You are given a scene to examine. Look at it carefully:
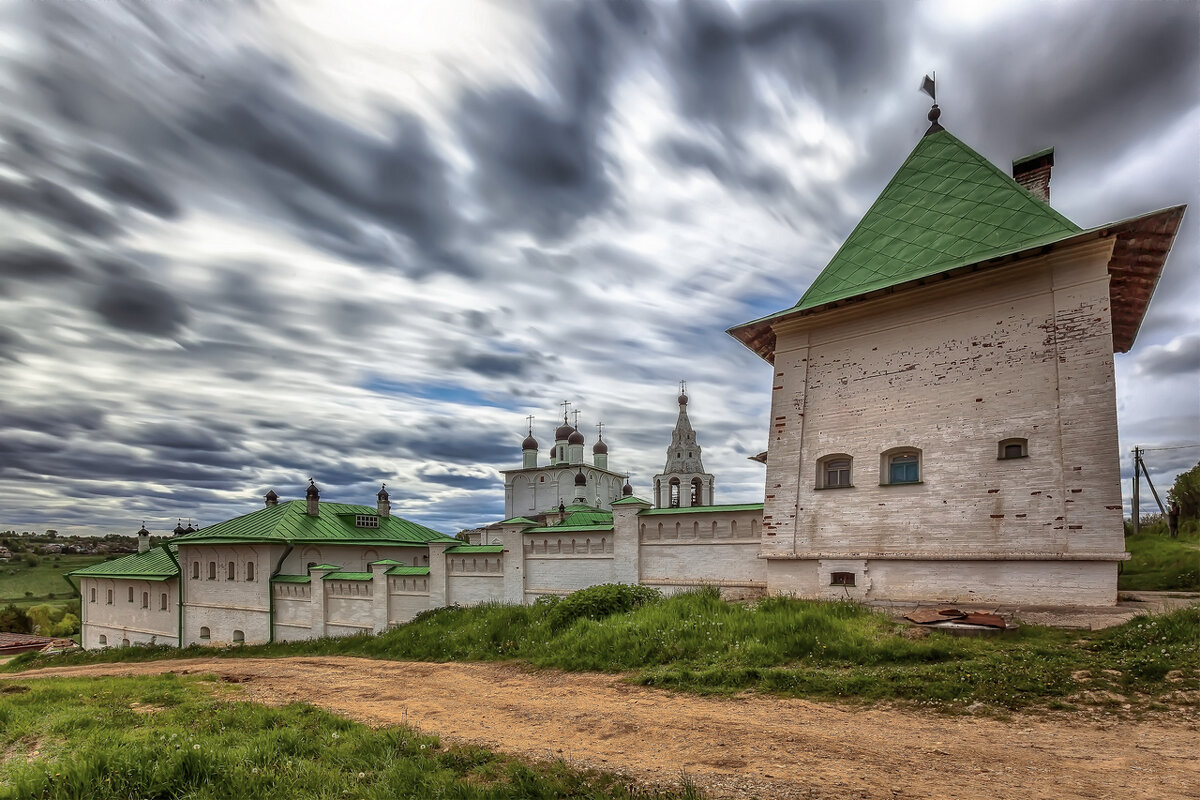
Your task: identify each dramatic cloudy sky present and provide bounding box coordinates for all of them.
[0,0,1196,536]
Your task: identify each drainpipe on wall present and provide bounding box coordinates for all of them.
[160,543,183,648]
[268,543,294,644]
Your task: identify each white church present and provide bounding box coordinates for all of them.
[71,101,1184,649]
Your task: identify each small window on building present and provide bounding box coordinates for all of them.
[246,562,255,581]
[128,587,134,603]
[817,455,853,489]
[141,591,149,609]
[192,562,199,580]
[227,561,235,580]
[830,571,856,586]
[160,592,168,610]
[355,515,380,528]
[98,634,107,646]
[999,438,1028,459]
[232,629,244,644]
[121,638,130,648]
[882,449,921,485]
[199,626,210,640]
[107,589,113,605]
[90,588,96,603]
[208,561,216,580]
[668,478,681,508]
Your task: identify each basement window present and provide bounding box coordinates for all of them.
[830,571,856,587]
[98,635,107,646]
[199,627,210,640]
[355,515,380,528]
[999,438,1028,459]
[233,630,245,644]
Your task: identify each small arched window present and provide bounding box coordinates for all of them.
[90,588,96,603]
[121,638,130,648]
[160,592,168,610]
[817,455,853,489]
[830,571,856,586]
[199,626,210,640]
[208,562,216,580]
[233,629,245,644]
[669,478,681,508]
[106,589,113,605]
[999,438,1028,459]
[881,448,922,485]
[690,478,703,506]
[246,562,255,581]
[98,634,107,646]
[227,561,236,580]
[128,587,134,603]
[141,592,149,609]
[192,562,199,580]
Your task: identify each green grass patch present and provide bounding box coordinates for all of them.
[7,587,1200,713]
[0,555,102,603]
[1120,521,1199,591]
[0,674,700,799]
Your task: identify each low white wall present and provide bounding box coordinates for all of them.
[446,574,504,606]
[767,558,1120,606]
[639,541,765,584]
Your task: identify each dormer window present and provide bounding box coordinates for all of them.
[355,515,380,528]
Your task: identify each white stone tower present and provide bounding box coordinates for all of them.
[653,384,714,508]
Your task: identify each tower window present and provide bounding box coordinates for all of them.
[668,478,681,508]
[817,455,853,489]
[999,438,1028,459]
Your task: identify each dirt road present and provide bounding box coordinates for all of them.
[14,657,1199,800]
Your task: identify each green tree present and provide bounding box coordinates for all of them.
[0,603,32,634]
[1168,461,1200,520]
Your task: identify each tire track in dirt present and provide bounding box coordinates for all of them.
[12,657,1199,800]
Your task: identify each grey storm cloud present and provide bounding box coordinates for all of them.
[92,276,190,336]
[657,135,791,197]
[0,177,119,238]
[0,246,80,281]
[85,151,180,220]
[1134,334,1200,379]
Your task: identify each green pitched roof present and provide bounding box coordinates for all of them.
[271,574,311,584]
[175,500,457,546]
[796,129,1080,310]
[611,496,651,506]
[322,571,373,581]
[385,565,430,576]
[639,503,764,516]
[68,545,180,581]
[499,516,540,526]
[444,544,505,554]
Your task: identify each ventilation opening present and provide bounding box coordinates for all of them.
[830,572,856,587]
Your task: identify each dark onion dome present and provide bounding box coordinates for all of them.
[593,436,608,454]
[264,489,279,502]
[568,427,585,445]
[184,523,196,534]
[377,483,389,500]
[173,520,186,535]
[555,417,574,440]
[522,434,538,450]
[575,468,587,486]
[137,523,150,536]
[622,480,633,496]
[678,393,688,405]
[306,479,320,498]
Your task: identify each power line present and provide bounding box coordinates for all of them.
[1135,444,1200,453]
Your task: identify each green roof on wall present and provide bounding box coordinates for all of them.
[68,545,179,581]
[174,500,457,546]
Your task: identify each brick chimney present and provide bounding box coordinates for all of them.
[1013,147,1054,204]
[305,479,320,516]
[137,523,150,553]
[264,489,278,507]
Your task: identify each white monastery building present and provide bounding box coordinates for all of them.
[72,100,1184,648]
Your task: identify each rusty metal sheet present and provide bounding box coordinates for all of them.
[937,608,966,617]
[958,612,1007,629]
[905,608,955,624]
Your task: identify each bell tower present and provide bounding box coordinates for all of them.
[652,383,714,508]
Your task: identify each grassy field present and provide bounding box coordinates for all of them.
[1120,521,1199,591]
[8,587,1199,713]
[0,554,104,603]
[0,673,698,800]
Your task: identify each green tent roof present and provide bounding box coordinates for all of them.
[69,544,180,581]
[175,500,457,546]
[795,129,1080,311]
[499,516,540,526]
[611,495,651,506]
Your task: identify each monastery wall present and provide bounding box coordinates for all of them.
[388,575,429,623]
[179,543,280,646]
[637,508,766,596]
[79,576,178,649]
[523,531,616,596]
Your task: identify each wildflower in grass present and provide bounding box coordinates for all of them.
[193,744,200,750]
[358,772,366,779]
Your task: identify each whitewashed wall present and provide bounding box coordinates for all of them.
[79,576,178,648]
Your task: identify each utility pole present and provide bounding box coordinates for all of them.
[1132,446,1141,535]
